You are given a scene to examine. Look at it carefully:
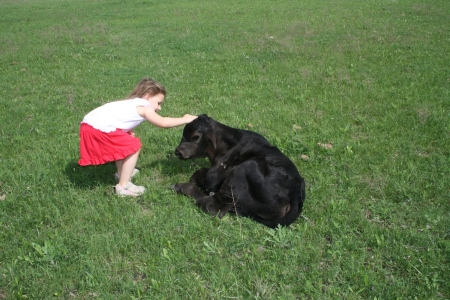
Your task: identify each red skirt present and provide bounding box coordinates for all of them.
[78,123,142,166]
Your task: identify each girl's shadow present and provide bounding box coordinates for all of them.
[64,152,208,189]
[64,161,117,188]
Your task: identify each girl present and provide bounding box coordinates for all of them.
[78,78,197,197]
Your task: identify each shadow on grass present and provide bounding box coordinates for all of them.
[64,161,117,188]
[64,152,209,189]
[140,152,210,179]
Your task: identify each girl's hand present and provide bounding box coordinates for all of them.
[183,114,198,123]
[129,130,135,137]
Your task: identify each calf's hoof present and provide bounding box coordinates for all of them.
[171,182,195,194]
[171,183,181,193]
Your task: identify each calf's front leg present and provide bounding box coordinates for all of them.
[172,182,206,199]
[172,183,231,218]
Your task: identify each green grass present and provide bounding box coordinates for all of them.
[1,0,449,299]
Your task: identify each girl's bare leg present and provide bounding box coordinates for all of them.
[118,149,140,187]
[115,160,123,176]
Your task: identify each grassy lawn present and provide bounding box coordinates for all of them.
[1,0,449,298]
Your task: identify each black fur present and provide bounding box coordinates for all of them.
[173,114,305,228]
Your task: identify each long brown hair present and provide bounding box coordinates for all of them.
[127,78,166,99]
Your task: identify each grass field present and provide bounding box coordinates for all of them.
[1,0,449,299]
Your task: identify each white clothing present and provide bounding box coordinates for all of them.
[82,98,154,133]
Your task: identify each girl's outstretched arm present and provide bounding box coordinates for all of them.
[140,106,197,128]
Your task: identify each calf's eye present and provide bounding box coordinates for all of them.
[192,135,200,141]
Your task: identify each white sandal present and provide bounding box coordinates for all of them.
[115,182,145,197]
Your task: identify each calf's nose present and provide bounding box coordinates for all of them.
[175,148,182,158]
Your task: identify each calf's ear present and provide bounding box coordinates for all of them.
[206,131,217,149]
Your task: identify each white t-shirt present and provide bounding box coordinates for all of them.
[82,98,154,133]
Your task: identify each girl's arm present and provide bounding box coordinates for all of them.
[139,106,197,128]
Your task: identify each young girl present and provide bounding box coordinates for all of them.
[78,78,197,197]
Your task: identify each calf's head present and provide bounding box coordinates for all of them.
[175,114,217,160]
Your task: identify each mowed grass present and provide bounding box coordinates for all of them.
[1,0,449,299]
